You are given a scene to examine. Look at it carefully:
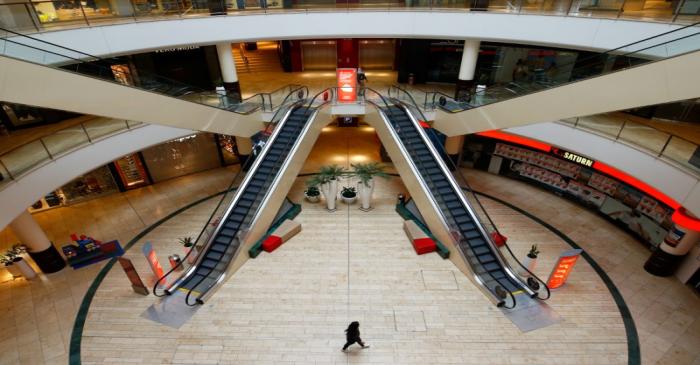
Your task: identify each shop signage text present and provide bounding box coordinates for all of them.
[155,46,200,53]
[552,148,594,167]
[546,249,583,289]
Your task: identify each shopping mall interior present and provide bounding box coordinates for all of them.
[0,3,700,365]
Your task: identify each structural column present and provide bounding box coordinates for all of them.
[9,210,66,273]
[445,135,465,167]
[455,40,481,101]
[216,43,241,103]
[644,207,700,276]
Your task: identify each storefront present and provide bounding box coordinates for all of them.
[463,135,675,248]
[0,102,80,132]
[140,133,221,183]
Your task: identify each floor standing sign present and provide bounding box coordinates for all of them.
[118,257,149,295]
[142,242,165,287]
[546,249,583,289]
[337,68,357,103]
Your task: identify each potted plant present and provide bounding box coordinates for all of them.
[520,244,540,276]
[341,186,357,204]
[179,236,197,264]
[352,162,389,211]
[312,165,346,212]
[304,186,320,203]
[1,244,36,279]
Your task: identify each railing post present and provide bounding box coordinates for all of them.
[39,139,53,159]
[80,123,93,142]
[0,159,14,180]
[659,136,672,157]
[24,2,42,32]
[617,0,626,18]
[129,0,139,21]
[672,0,686,22]
[615,119,626,140]
[78,0,91,26]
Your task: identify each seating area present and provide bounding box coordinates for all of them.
[261,219,302,253]
[403,220,437,255]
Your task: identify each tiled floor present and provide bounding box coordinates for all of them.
[0,125,698,365]
[0,166,238,364]
[462,169,700,365]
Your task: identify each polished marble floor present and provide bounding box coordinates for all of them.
[0,125,698,365]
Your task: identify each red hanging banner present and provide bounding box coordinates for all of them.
[337,68,357,103]
[546,249,583,289]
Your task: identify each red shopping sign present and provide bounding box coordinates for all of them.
[337,68,357,103]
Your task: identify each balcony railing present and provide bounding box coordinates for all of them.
[0,118,145,190]
[559,113,700,176]
[0,0,698,34]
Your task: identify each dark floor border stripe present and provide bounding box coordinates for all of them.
[465,187,641,365]
[69,189,232,365]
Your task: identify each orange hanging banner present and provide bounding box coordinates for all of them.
[546,249,583,289]
[142,241,165,287]
[337,68,357,103]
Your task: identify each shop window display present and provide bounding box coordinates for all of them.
[470,139,674,248]
[141,133,220,183]
[217,135,240,165]
[59,165,119,204]
[113,154,150,189]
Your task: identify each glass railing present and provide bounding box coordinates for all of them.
[415,22,700,113]
[0,0,697,35]
[0,118,144,190]
[0,26,303,115]
[560,113,700,175]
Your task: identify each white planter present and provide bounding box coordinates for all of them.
[519,255,537,276]
[304,193,320,203]
[357,178,375,211]
[342,195,357,204]
[321,179,338,211]
[5,262,22,278]
[15,258,36,279]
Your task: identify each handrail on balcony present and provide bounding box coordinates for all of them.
[0,0,697,35]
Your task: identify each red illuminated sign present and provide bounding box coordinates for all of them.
[546,249,582,289]
[337,68,357,103]
[142,242,165,286]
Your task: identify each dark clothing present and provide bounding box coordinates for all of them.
[342,337,366,350]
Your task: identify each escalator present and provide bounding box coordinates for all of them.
[392,23,700,136]
[0,26,303,136]
[163,106,315,305]
[367,89,546,308]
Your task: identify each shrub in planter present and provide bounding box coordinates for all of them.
[519,244,540,277]
[179,236,198,264]
[351,162,389,211]
[304,186,320,203]
[341,186,357,204]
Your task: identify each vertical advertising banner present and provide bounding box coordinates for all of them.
[142,241,165,286]
[546,249,583,289]
[337,68,357,103]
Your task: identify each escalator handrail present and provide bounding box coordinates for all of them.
[388,102,523,309]
[151,156,251,297]
[389,84,551,301]
[163,87,309,298]
[183,105,303,306]
[363,87,516,309]
[0,26,293,115]
[187,87,337,305]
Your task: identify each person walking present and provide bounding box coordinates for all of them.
[342,321,369,352]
